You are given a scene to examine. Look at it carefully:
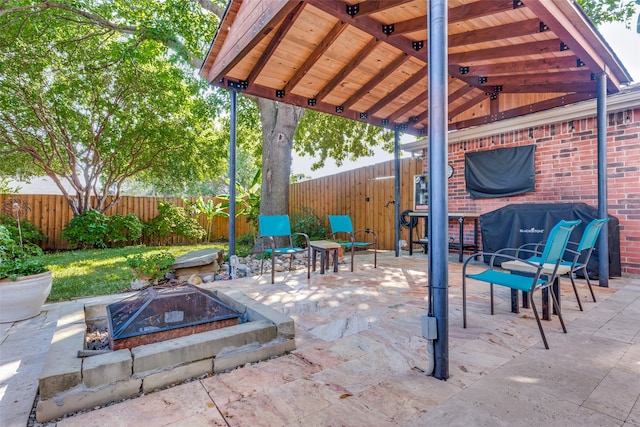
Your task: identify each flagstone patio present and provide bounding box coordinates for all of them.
[1,250,638,426]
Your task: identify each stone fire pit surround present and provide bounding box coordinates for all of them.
[35,285,295,423]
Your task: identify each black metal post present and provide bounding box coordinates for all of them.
[596,73,609,286]
[229,90,237,264]
[394,129,401,257]
[428,0,449,380]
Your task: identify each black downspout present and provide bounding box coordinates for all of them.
[596,73,609,287]
[394,129,401,257]
[229,89,237,267]
[428,0,449,380]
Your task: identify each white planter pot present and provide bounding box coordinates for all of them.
[0,270,52,323]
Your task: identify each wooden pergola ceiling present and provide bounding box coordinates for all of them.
[201,0,632,136]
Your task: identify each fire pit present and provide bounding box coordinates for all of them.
[107,284,242,350]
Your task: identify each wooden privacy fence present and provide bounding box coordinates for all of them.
[289,157,424,250]
[0,194,254,250]
[1,157,423,251]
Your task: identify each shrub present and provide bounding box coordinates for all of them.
[0,213,47,245]
[106,214,143,246]
[62,210,109,249]
[235,232,255,257]
[145,201,206,244]
[0,224,46,280]
[290,206,328,246]
[125,251,175,282]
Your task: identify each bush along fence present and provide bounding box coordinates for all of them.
[0,194,254,250]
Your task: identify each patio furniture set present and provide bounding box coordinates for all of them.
[257,212,609,350]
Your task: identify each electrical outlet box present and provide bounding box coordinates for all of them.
[421,315,437,340]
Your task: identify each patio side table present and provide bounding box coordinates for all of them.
[310,240,341,274]
[501,260,572,320]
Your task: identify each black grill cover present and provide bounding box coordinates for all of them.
[479,203,620,278]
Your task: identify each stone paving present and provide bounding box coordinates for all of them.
[1,251,639,426]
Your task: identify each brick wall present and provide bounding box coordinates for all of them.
[422,105,640,276]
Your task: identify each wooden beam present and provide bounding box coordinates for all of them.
[386,90,428,123]
[524,0,622,88]
[342,54,411,110]
[316,37,380,102]
[449,39,565,64]
[282,20,349,94]
[476,70,595,86]
[306,0,426,63]
[449,0,515,24]
[449,18,542,48]
[367,66,427,115]
[452,67,595,92]
[246,2,306,84]
[477,81,597,93]
[356,0,413,17]
[208,0,302,83]
[448,91,487,120]
[448,85,474,104]
[450,56,579,77]
[392,0,514,35]
[453,92,595,129]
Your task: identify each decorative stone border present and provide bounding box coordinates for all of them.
[36,286,295,423]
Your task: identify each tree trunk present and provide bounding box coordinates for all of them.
[257,99,304,217]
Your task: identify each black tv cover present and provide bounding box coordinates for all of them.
[465,145,535,199]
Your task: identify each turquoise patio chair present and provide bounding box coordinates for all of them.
[328,215,377,272]
[503,218,609,311]
[258,215,310,284]
[462,219,580,349]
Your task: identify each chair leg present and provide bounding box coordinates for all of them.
[550,288,567,333]
[350,246,354,272]
[490,283,494,315]
[260,256,264,276]
[373,243,377,268]
[529,293,549,350]
[582,266,597,302]
[271,254,275,284]
[568,275,584,311]
[462,276,467,328]
[306,247,311,279]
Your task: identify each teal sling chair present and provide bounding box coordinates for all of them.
[258,215,310,284]
[462,219,580,349]
[501,218,609,311]
[328,215,377,272]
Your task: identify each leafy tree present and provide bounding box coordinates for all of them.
[0,1,393,220]
[577,0,640,29]
[0,1,226,214]
[0,178,21,194]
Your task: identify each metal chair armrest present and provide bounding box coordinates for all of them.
[291,232,310,247]
[353,229,377,243]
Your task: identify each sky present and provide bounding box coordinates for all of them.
[292,13,640,180]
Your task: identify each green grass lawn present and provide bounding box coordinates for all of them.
[44,243,228,302]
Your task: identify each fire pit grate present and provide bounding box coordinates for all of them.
[106,283,242,350]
